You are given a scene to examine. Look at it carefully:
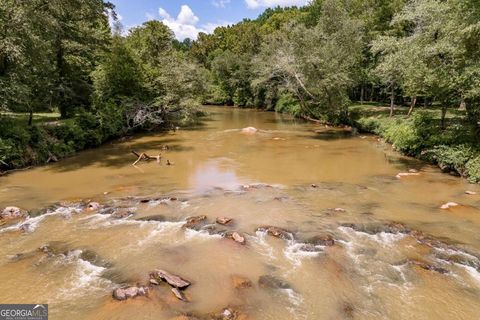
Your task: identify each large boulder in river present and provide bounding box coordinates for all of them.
[112,285,149,301]
[150,269,191,289]
[256,226,293,240]
[1,206,27,220]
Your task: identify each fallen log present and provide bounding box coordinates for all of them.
[131,150,161,166]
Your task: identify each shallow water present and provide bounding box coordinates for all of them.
[0,106,480,319]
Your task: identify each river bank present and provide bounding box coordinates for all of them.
[350,104,480,184]
[0,107,203,176]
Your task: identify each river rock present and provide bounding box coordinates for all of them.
[111,209,134,219]
[183,215,207,230]
[216,217,233,225]
[224,231,246,245]
[333,207,346,212]
[465,190,477,195]
[258,275,291,290]
[171,287,188,302]
[1,206,26,220]
[440,202,459,209]
[307,234,335,246]
[241,127,258,134]
[112,285,149,301]
[208,308,248,320]
[150,269,191,289]
[231,275,253,289]
[86,202,101,211]
[256,226,293,240]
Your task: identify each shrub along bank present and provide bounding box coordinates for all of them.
[350,107,480,183]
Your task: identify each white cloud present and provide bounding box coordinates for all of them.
[212,0,231,8]
[145,12,155,20]
[157,5,230,40]
[245,0,310,9]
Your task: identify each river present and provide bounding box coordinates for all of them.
[0,106,479,319]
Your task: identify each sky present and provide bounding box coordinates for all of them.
[110,0,310,40]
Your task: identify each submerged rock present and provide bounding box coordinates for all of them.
[258,275,291,290]
[307,234,335,246]
[136,215,166,222]
[341,222,410,235]
[39,241,70,256]
[216,217,233,225]
[112,285,149,301]
[256,226,293,240]
[111,209,135,219]
[150,269,191,289]
[231,275,253,289]
[1,206,27,220]
[183,215,207,230]
[79,249,112,268]
[408,260,449,274]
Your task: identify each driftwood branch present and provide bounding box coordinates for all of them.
[131,150,161,166]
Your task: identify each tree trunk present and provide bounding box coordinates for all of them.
[360,85,364,105]
[370,83,374,102]
[389,82,395,117]
[55,36,68,118]
[28,107,33,126]
[458,99,466,111]
[407,96,417,116]
[441,106,447,129]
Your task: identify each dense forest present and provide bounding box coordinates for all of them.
[1,0,480,181]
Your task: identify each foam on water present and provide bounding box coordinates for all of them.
[455,263,480,285]
[137,221,185,246]
[247,230,276,261]
[55,250,112,302]
[283,241,323,267]
[338,226,406,246]
[184,228,222,241]
[0,208,68,234]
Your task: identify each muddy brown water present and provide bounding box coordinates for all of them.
[1,106,480,320]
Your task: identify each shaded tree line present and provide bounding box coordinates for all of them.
[189,0,480,129]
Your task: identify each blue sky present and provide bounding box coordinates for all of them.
[110,0,310,40]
